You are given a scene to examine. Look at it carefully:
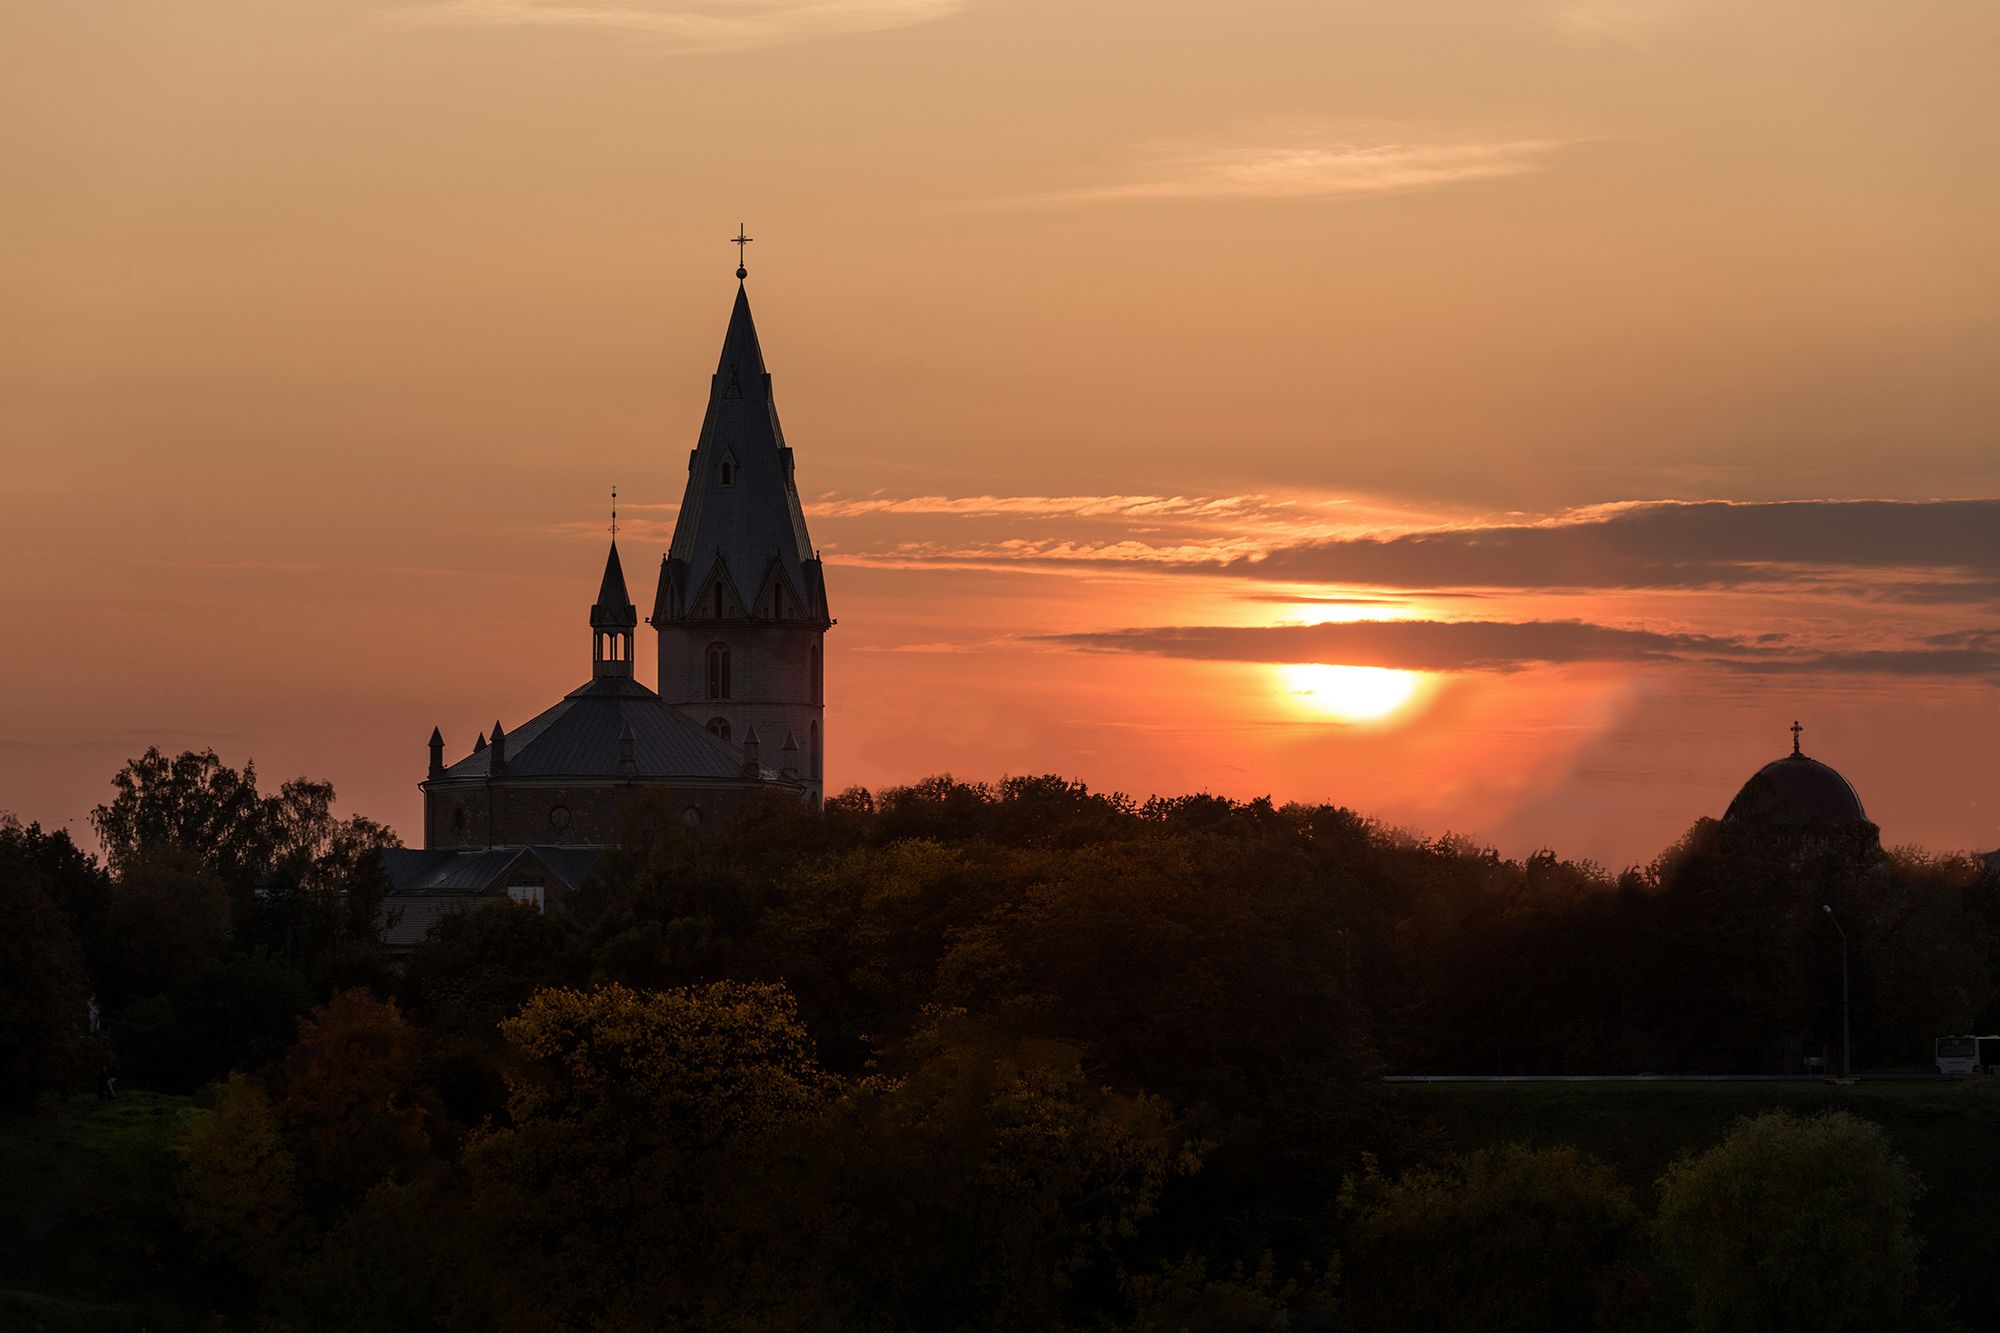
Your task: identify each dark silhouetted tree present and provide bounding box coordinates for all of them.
[1654,1110,1921,1332]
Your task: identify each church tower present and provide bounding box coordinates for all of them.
[652,265,830,800]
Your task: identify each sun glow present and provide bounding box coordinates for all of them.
[1277,663,1424,723]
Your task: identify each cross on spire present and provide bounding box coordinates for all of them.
[610,485,618,540]
[1791,720,1803,755]
[732,223,753,279]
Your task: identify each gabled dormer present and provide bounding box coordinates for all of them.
[753,556,807,621]
[687,558,748,622]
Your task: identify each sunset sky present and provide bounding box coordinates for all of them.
[4,0,1996,868]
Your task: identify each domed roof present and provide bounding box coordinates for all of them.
[1723,725,1867,826]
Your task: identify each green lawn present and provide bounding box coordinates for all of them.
[1396,1079,2000,1329]
[0,1092,214,1333]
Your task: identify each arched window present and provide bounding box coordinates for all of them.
[810,643,822,702]
[810,720,820,778]
[719,459,735,486]
[773,584,785,618]
[714,585,725,619]
[706,643,731,700]
[706,717,730,740]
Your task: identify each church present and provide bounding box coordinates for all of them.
[379,262,830,948]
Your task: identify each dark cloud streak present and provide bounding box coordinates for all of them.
[1218,499,2000,595]
[1041,618,2000,678]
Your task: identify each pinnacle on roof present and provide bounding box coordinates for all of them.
[591,542,638,629]
[428,726,444,747]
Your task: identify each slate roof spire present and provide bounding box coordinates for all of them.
[591,541,637,630]
[591,539,638,679]
[657,274,828,627]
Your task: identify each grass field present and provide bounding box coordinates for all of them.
[0,1092,211,1333]
[1396,1079,2000,1329]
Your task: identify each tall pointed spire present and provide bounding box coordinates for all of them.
[659,277,824,627]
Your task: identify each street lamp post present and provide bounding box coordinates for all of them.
[1823,905,1850,1078]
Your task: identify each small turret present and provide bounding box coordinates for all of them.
[740,725,761,779]
[781,730,800,780]
[474,731,488,753]
[428,727,445,780]
[489,720,507,773]
[591,534,638,680]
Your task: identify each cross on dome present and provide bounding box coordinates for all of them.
[1791,720,1803,755]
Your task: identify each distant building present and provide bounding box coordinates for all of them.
[1722,722,1869,828]
[380,267,831,949]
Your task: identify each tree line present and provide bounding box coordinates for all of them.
[3,750,1997,1329]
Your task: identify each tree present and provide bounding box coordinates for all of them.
[276,991,437,1210]
[110,952,313,1093]
[96,846,233,1007]
[177,1073,305,1282]
[402,901,584,1039]
[828,1015,1198,1330]
[91,749,398,973]
[0,815,111,959]
[92,747,273,889]
[1654,1110,1922,1332]
[0,840,94,1105]
[451,981,841,1331]
[1339,1144,1645,1333]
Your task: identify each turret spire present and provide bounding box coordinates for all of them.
[591,530,638,678]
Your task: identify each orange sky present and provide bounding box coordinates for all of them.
[3,0,1997,867]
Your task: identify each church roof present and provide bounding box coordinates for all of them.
[379,844,602,896]
[434,675,760,783]
[376,845,604,950]
[591,541,637,629]
[659,282,827,624]
[1724,736,1869,827]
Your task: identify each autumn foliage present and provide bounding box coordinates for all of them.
[12,755,2000,1328]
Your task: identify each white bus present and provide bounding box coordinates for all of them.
[1934,1035,2000,1075]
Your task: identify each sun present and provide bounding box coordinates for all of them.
[1276,663,1424,723]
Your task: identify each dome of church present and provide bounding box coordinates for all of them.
[1723,726,1867,826]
